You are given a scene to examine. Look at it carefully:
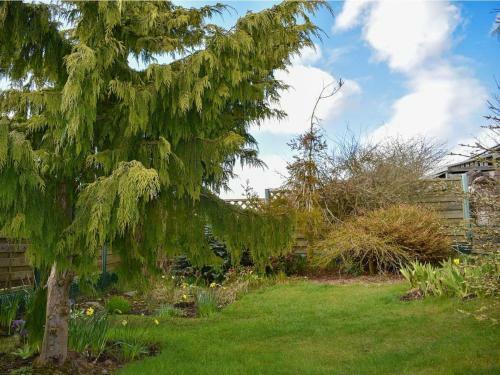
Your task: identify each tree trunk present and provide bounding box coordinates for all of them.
[37,263,74,365]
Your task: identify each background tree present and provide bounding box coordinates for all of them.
[285,79,343,212]
[0,0,325,364]
[283,80,343,252]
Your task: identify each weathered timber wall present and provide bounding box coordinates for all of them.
[0,239,33,289]
[417,177,469,244]
[0,240,120,291]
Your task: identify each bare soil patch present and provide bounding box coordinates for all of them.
[399,288,424,301]
[173,301,197,317]
[305,274,403,285]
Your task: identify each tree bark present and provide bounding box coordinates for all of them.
[37,263,74,365]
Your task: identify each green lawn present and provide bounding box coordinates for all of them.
[116,281,499,375]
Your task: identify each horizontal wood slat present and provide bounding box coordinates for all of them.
[0,257,29,267]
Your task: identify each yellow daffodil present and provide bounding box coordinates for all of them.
[182,294,188,300]
[154,319,160,325]
[209,282,217,288]
[121,319,128,326]
[453,258,460,265]
[85,307,94,317]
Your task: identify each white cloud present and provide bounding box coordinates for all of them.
[370,65,487,143]
[219,154,288,199]
[333,0,371,31]
[335,0,486,147]
[255,46,361,134]
[335,1,461,72]
[364,1,460,72]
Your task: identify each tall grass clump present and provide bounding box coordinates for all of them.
[106,296,131,314]
[0,293,21,335]
[156,304,182,318]
[195,290,218,317]
[113,327,150,361]
[314,204,452,274]
[69,309,109,358]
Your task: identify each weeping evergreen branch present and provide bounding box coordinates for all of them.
[0,0,324,274]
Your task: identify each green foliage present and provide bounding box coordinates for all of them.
[0,0,319,278]
[1,1,324,359]
[68,309,109,358]
[9,367,33,375]
[106,296,131,315]
[269,253,308,276]
[401,254,499,299]
[70,272,120,299]
[11,343,35,359]
[119,340,149,362]
[195,289,218,317]
[0,293,20,334]
[314,204,452,273]
[156,304,182,318]
[115,328,150,362]
[24,288,46,347]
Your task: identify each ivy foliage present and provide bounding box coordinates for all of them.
[0,1,322,273]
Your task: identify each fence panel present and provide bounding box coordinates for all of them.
[0,239,33,290]
[416,177,469,245]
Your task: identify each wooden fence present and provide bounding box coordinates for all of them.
[0,176,473,290]
[0,241,120,290]
[416,176,470,245]
[0,240,32,289]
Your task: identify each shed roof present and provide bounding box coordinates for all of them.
[432,144,499,179]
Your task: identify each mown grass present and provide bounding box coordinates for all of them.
[114,281,499,375]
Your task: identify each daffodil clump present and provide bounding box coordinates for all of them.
[400,253,499,299]
[68,307,109,358]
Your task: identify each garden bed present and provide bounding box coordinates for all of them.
[0,341,159,375]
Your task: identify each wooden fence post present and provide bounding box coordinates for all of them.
[461,173,473,244]
[102,244,108,276]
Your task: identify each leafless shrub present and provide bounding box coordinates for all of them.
[313,204,452,274]
[319,135,448,222]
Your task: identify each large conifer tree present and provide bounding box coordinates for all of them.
[0,0,324,364]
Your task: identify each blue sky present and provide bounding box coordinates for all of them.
[1,1,498,198]
[209,1,499,198]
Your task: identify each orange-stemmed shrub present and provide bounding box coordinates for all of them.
[313,204,452,274]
